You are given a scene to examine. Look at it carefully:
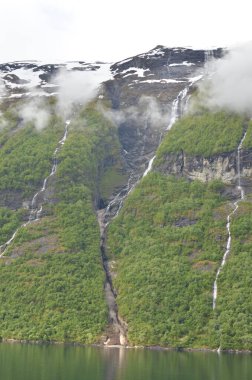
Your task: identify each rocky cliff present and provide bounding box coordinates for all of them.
[103,46,224,177]
[156,148,252,186]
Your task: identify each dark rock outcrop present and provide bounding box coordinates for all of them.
[155,148,252,185]
[104,46,224,177]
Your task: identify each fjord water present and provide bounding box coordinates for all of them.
[0,344,252,380]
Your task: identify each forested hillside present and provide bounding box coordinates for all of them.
[0,99,125,343]
[0,46,251,351]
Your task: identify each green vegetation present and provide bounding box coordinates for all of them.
[0,109,64,198]
[108,173,228,348]
[56,104,126,202]
[215,200,252,350]
[0,207,26,246]
[155,112,245,164]
[0,94,251,350]
[0,253,106,342]
[0,102,126,343]
[0,105,65,246]
[243,119,252,149]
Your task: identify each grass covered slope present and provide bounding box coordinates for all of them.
[0,109,66,247]
[155,111,246,165]
[108,173,228,348]
[0,108,65,200]
[0,102,125,343]
[215,198,252,351]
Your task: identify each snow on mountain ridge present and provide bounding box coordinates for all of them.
[0,61,112,100]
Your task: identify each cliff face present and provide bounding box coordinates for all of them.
[103,46,224,176]
[156,148,252,185]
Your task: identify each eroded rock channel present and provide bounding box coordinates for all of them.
[97,209,128,346]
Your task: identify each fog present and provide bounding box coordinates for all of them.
[55,65,112,118]
[100,95,169,131]
[19,99,50,130]
[201,42,252,115]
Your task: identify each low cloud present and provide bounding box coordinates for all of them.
[55,65,112,118]
[200,42,252,115]
[18,99,50,130]
[100,95,169,130]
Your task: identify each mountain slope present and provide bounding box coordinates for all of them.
[0,101,125,343]
[0,46,251,350]
[107,98,252,350]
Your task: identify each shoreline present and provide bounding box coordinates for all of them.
[1,338,252,355]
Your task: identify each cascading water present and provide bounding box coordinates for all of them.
[212,131,247,310]
[143,155,156,177]
[166,87,189,131]
[143,86,190,177]
[98,205,128,345]
[28,123,69,222]
[204,50,214,75]
[0,120,70,258]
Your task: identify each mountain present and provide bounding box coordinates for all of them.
[0,46,251,351]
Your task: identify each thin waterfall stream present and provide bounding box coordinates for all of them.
[0,120,71,258]
[212,131,247,310]
[143,83,192,177]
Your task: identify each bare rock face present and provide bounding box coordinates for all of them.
[105,46,224,175]
[156,148,252,185]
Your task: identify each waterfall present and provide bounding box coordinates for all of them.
[0,120,70,258]
[166,87,188,131]
[204,50,214,75]
[143,156,156,177]
[141,86,190,179]
[212,131,247,310]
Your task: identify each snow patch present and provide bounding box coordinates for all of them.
[8,68,44,88]
[188,75,203,83]
[169,61,195,67]
[139,47,165,58]
[133,79,187,84]
[120,67,150,78]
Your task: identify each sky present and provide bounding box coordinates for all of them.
[0,0,251,63]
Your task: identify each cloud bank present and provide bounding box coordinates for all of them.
[55,65,112,118]
[18,99,50,130]
[101,95,169,131]
[202,42,252,115]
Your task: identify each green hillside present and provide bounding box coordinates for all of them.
[0,97,252,350]
[155,112,246,165]
[107,109,252,350]
[108,174,228,348]
[0,102,125,343]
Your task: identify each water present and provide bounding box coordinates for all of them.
[212,131,247,310]
[0,344,251,380]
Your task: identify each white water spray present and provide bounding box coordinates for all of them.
[212,131,247,310]
[143,156,156,177]
[142,86,190,177]
[0,120,71,258]
[204,50,214,76]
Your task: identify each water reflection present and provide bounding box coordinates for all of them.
[0,343,251,380]
[101,347,127,380]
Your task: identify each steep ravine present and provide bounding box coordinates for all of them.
[97,209,128,346]
[97,81,194,346]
